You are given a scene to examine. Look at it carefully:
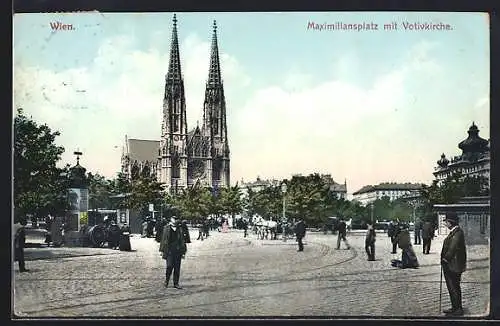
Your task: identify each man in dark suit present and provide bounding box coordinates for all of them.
[336,218,350,250]
[441,212,467,316]
[243,220,248,238]
[365,222,376,261]
[388,221,400,254]
[422,218,435,254]
[14,218,29,273]
[295,219,306,252]
[414,218,423,245]
[159,216,187,289]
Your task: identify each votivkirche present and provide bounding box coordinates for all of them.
[121,14,231,194]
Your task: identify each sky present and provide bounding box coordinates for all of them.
[13,12,490,197]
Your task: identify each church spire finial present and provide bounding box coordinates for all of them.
[207,20,222,86]
[166,13,182,82]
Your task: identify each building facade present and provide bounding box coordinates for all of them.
[239,174,347,200]
[352,182,423,206]
[434,196,489,245]
[121,15,230,193]
[433,122,490,186]
[320,174,348,200]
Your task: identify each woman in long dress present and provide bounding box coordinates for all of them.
[51,216,64,247]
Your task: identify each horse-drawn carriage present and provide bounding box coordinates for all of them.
[253,219,295,240]
[80,218,131,250]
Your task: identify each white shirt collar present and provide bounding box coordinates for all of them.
[450,225,459,233]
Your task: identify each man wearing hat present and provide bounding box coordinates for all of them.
[295,218,306,252]
[159,216,187,289]
[441,212,467,316]
[422,216,435,254]
[14,217,29,272]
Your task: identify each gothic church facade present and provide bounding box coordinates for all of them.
[121,15,230,193]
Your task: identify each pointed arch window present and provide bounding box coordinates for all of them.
[194,141,201,157]
[213,115,219,135]
[142,164,151,177]
[173,102,180,132]
[212,158,222,181]
[131,162,140,180]
[172,156,181,179]
[202,143,208,157]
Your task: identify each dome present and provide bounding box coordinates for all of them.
[437,153,449,168]
[69,157,88,188]
[458,122,489,154]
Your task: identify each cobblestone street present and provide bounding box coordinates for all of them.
[13,229,489,318]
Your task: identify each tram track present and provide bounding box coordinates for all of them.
[17,238,358,315]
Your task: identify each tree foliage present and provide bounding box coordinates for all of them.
[14,108,70,221]
[172,183,212,220]
[420,171,489,214]
[87,172,114,210]
[128,174,164,214]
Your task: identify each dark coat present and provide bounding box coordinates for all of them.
[396,229,411,249]
[422,222,435,239]
[388,223,400,238]
[181,222,191,243]
[14,227,26,261]
[365,226,376,244]
[338,221,347,235]
[441,226,467,273]
[159,225,187,258]
[415,219,423,231]
[295,221,306,238]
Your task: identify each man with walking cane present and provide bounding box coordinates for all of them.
[440,212,466,316]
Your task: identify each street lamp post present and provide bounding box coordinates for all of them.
[371,203,374,225]
[281,182,287,242]
[412,201,416,225]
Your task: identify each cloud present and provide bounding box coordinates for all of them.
[14,32,250,179]
[230,40,472,193]
[14,35,488,196]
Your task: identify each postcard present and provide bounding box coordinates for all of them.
[13,11,490,318]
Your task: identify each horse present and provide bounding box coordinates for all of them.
[346,218,353,233]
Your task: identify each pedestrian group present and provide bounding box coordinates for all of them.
[15,211,468,317]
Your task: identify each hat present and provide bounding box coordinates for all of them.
[444,212,459,223]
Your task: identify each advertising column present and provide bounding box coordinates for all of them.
[79,188,89,230]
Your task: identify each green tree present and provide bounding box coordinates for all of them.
[14,108,70,222]
[218,184,244,219]
[286,174,330,226]
[341,200,368,224]
[109,172,132,209]
[87,172,114,211]
[128,174,164,216]
[243,187,259,218]
[173,183,212,221]
[390,199,413,222]
[420,172,489,217]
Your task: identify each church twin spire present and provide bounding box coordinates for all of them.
[166,14,182,83]
[159,14,230,189]
[166,15,222,87]
[207,20,222,87]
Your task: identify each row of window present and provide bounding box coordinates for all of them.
[437,164,488,179]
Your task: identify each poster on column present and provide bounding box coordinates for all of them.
[68,188,80,212]
[79,189,89,212]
